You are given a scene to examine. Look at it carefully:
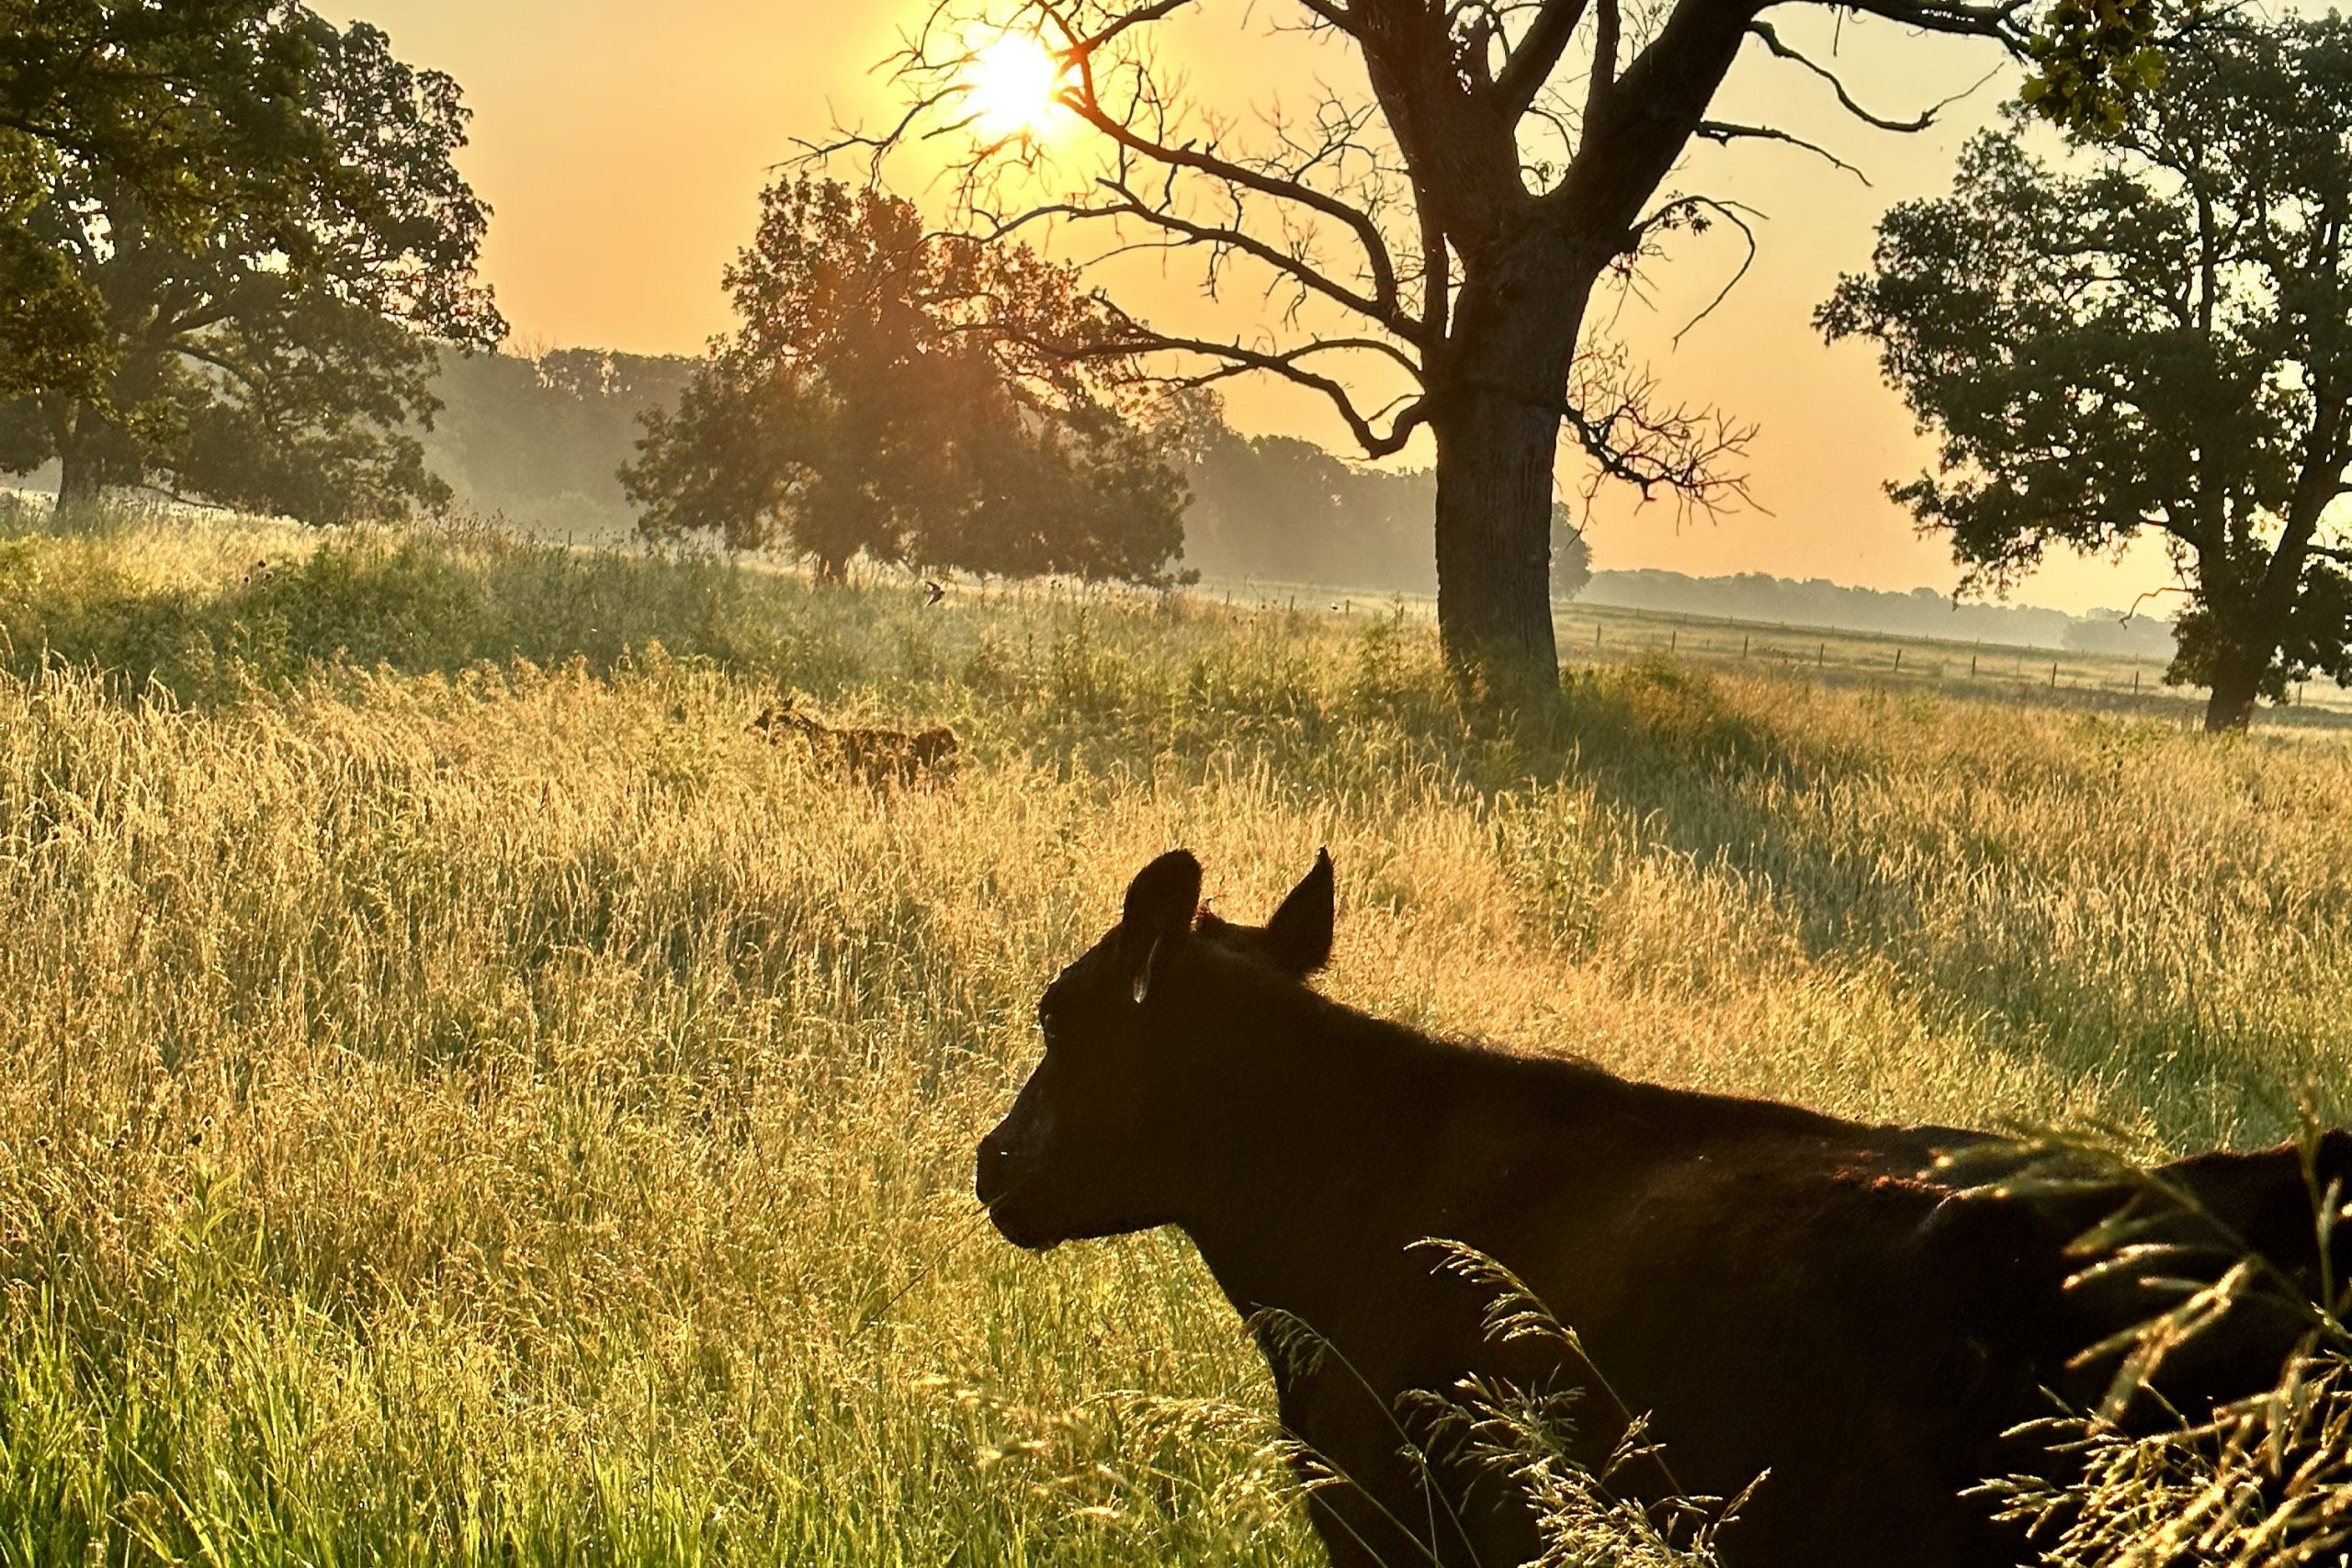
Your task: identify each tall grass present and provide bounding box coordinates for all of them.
[2,499,2350,1562]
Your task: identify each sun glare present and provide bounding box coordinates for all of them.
[965,32,1066,141]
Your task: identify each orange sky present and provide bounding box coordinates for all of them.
[318,1,2177,614]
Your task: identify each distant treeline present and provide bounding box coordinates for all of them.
[1181,428,1438,592]
[407,347,2172,655]
[1581,570,2177,654]
[418,350,1450,578]
[420,347,693,542]
[416,349,1451,579]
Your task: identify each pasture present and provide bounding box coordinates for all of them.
[2,500,2350,1564]
[1197,578,2352,727]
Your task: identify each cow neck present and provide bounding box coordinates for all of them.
[1163,976,1500,1321]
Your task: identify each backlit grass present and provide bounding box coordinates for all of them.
[2,497,2349,1563]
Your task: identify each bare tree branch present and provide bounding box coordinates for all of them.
[977,176,1420,343]
[1747,21,2004,132]
[1292,0,1358,35]
[793,92,949,183]
[1497,0,1596,118]
[1061,0,1195,62]
[1511,350,1757,506]
[1840,0,2032,41]
[1055,17,1410,328]
[1583,0,1621,131]
[2124,583,2197,615]
[1644,194,1764,344]
[1694,119,1869,182]
[1086,304,1432,457]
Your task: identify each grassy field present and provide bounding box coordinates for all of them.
[2,499,2351,1564]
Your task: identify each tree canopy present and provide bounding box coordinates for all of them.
[1,0,306,410]
[1821,17,2352,730]
[0,4,503,523]
[623,175,1190,586]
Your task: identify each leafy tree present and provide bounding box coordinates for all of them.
[836,0,2159,696]
[0,0,306,409]
[0,6,503,523]
[623,175,1189,586]
[1551,507,1594,601]
[0,2,300,207]
[1821,17,2352,730]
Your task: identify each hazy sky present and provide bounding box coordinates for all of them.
[318,1,2177,614]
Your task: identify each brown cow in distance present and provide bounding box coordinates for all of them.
[751,697,959,789]
[975,849,2352,1568]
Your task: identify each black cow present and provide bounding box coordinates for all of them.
[977,849,2348,1567]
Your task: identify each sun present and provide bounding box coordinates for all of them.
[964,32,1067,141]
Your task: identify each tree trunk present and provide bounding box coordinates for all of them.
[2199,402,2352,732]
[2204,653,2265,732]
[52,428,104,516]
[1432,390,1562,699]
[1416,0,1749,705]
[50,394,140,519]
[2197,472,2334,732]
[1428,249,1588,703]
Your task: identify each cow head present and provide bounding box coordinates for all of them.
[975,848,1335,1250]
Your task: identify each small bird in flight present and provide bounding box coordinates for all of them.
[923,580,945,605]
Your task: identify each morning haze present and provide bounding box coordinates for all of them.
[317,0,2168,613]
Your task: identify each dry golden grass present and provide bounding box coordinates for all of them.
[2,499,2349,1562]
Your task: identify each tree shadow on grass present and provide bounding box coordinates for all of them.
[1070,636,2343,1151]
[1498,660,2347,1147]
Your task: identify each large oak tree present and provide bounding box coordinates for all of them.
[0,0,307,411]
[1822,17,2352,731]
[835,0,2154,694]
[0,6,503,523]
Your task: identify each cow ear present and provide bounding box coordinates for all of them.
[1121,850,1202,1003]
[1262,848,1334,975]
